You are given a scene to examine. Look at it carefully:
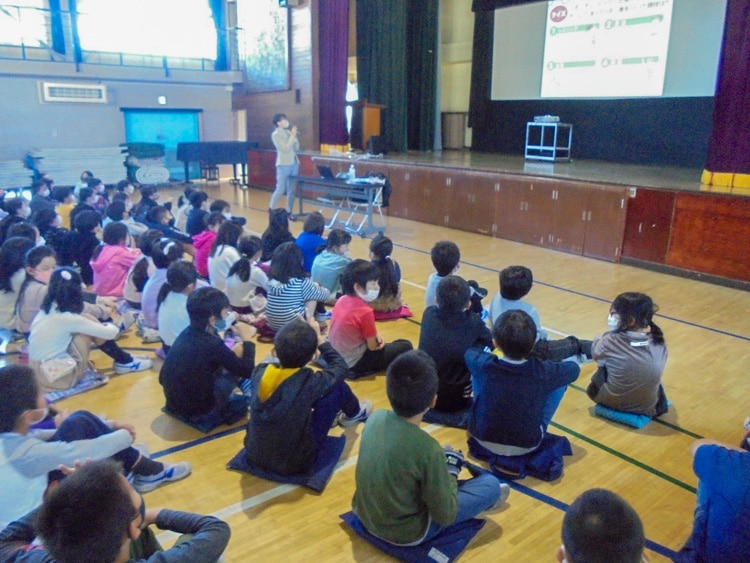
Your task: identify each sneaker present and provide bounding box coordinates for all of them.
[141,328,161,344]
[315,310,332,322]
[118,311,137,334]
[114,356,154,375]
[494,483,511,508]
[337,400,374,428]
[133,461,192,493]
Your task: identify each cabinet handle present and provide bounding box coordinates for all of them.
[588,211,592,221]
[519,202,524,211]
[446,177,452,186]
[582,211,586,221]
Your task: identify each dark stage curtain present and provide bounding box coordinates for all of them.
[357,0,438,152]
[356,0,408,152]
[468,9,493,130]
[406,0,439,151]
[319,0,349,145]
[48,0,65,54]
[208,0,228,70]
[705,0,750,174]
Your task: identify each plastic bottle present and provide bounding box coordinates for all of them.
[348,164,355,180]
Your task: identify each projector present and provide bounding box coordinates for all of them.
[534,115,560,123]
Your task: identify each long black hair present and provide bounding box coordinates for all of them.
[228,236,263,283]
[610,292,664,345]
[0,236,35,292]
[17,245,57,309]
[369,234,399,298]
[157,260,197,310]
[210,221,243,258]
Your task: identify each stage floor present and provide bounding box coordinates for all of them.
[344,149,705,192]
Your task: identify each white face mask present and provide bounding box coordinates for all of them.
[36,235,47,247]
[41,189,50,198]
[223,212,232,220]
[607,313,621,331]
[358,288,380,303]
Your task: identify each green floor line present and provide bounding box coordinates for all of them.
[568,383,705,440]
[550,421,696,494]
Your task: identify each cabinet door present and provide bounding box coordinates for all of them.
[621,188,675,264]
[495,177,532,243]
[386,166,416,220]
[583,186,628,261]
[408,168,452,225]
[550,183,588,254]
[525,181,558,247]
[445,172,499,236]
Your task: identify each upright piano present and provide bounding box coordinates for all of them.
[176,141,259,185]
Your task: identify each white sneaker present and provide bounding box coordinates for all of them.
[114,356,154,375]
[494,483,511,508]
[133,461,192,493]
[337,400,374,427]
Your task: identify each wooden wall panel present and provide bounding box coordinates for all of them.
[622,188,676,264]
[667,193,750,282]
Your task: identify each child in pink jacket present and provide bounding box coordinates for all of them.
[91,222,142,297]
[192,211,226,278]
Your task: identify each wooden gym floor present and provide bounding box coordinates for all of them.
[4,181,749,561]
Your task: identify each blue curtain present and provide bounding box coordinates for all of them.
[48,0,65,54]
[208,0,228,70]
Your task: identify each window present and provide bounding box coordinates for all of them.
[76,0,216,59]
[0,0,47,47]
[237,0,289,92]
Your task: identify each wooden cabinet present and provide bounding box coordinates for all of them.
[444,172,500,236]
[495,177,534,243]
[667,193,750,282]
[582,186,628,261]
[622,188,675,263]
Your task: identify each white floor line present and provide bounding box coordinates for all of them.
[157,424,441,543]
[401,279,427,290]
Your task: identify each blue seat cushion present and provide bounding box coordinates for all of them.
[227,435,345,492]
[340,511,485,563]
[593,404,652,428]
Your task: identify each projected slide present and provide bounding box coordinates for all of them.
[541,0,674,98]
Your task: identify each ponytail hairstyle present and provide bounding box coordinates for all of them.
[610,292,664,346]
[0,236,35,292]
[369,234,398,297]
[157,260,197,310]
[42,267,84,314]
[151,238,184,269]
[210,221,243,258]
[228,235,263,282]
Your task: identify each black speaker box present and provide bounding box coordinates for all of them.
[367,135,388,155]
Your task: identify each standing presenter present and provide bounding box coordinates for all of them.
[269,113,300,219]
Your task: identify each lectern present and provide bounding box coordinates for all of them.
[350,99,385,150]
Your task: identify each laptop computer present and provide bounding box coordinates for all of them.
[317,164,336,180]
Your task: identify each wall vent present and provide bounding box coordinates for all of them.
[40,82,107,103]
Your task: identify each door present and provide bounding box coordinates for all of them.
[123,109,201,181]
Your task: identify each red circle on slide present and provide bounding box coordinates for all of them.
[550,6,568,23]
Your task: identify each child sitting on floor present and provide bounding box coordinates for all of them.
[156,260,198,354]
[193,211,226,279]
[295,211,327,273]
[352,350,507,546]
[327,260,412,378]
[265,242,331,333]
[159,287,256,430]
[419,276,493,428]
[243,318,373,476]
[260,208,295,262]
[208,221,243,293]
[123,229,162,310]
[59,210,101,286]
[226,235,268,314]
[489,265,591,361]
[425,240,461,308]
[368,234,403,313]
[587,292,669,417]
[0,364,191,529]
[465,310,580,458]
[185,190,209,236]
[141,239,184,329]
[90,221,142,298]
[311,228,352,296]
[28,268,153,390]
